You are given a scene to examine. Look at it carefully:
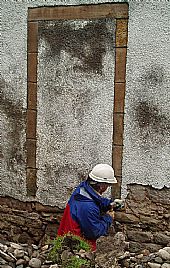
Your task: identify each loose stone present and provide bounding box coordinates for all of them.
[29,258,41,268]
[10,243,23,250]
[148,262,161,268]
[161,264,170,268]
[14,249,25,259]
[16,265,24,268]
[0,250,15,262]
[154,256,163,263]
[0,243,8,252]
[163,247,170,254]
[41,245,49,251]
[158,249,170,261]
[16,258,25,265]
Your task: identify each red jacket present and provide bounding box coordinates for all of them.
[58,181,113,251]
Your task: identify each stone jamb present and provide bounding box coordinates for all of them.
[27,21,38,196]
[112,18,128,198]
[26,3,128,197]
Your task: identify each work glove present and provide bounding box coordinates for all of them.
[109,199,125,211]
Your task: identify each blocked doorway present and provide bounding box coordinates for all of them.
[26,4,128,206]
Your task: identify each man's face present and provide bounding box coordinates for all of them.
[100,183,110,194]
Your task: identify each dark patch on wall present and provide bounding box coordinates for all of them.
[72,87,92,124]
[135,101,170,143]
[134,64,170,146]
[54,163,89,183]
[0,76,26,172]
[38,19,115,75]
[43,162,89,188]
[140,65,165,88]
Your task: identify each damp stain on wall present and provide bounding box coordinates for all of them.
[134,64,170,145]
[135,101,170,143]
[140,65,165,87]
[38,19,115,75]
[0,76,26,172]
[42,162,89,192]
[71,88,92,124]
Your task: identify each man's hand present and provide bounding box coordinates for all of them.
[110,199,125,211]
[106,210,115,220]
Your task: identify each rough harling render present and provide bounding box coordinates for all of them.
[0,0,170,258]
[1,1,170,204]
[37,19,115,206]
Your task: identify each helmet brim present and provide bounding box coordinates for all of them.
[89,172,117,184]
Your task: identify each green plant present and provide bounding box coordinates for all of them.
[48,236,64,263]
[72,235,91,252]
[65,256,90,268]
[48,234,91,265]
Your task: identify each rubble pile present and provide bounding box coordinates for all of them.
[0,233,170,268]
[117,247,170,268]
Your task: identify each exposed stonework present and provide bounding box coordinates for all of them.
[115,184,170,252]
[0,196,62,245]
[0,184,169,253]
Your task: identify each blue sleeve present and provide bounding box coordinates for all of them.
[78,204,113,240]
[100,197,112,212]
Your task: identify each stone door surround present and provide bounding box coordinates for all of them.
[26,3,128,197]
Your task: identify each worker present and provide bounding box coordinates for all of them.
[57,163,117,251]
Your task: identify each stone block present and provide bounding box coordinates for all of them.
[127,230,153,243]
[114,82,125,113]
[28,53,37,82]
[129,241,144,253]
[28,4,128,21]
[113,113,124,145]
[139,215,161,226]
[112,175,122,198]
[113,145,123,176]
[127,184,147,202]
[154,233,170,246]
[147,187,170,206]
[35,203,62,213]
[115,47,127,82]
[0,213,26,226]
[116,19,128,47]
[26,168,37,196]
[0,197,32,211]
[28,22,38,53]
[26,109,36,139]
[129,241,162,253]
[28,82,37,110]
[143,243,162,253]
[115,212,139,223]
[26,139,36,168]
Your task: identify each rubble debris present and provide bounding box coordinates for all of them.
[0,233,169,268]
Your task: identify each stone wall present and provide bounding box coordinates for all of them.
[0,196,62,245]
[1,185,169,252]
[1,0,170,209]
[115,184,170,252]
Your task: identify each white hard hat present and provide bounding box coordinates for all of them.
[89,164,117,184]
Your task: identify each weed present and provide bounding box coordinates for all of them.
[65,256,90,268]
[48,233,92,266]
[48,235,64,263]
[72,235,91,252]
